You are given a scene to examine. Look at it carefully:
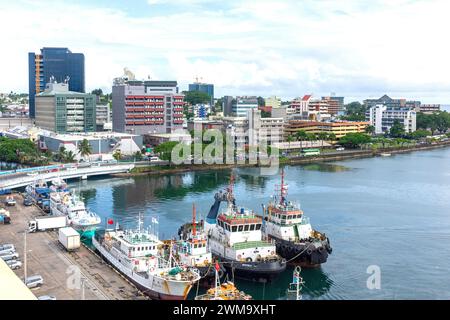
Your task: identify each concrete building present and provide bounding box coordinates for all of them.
[232,96,258,117]
[289,95,312,114]
[188,81,214,106]
[193,103,211,119]
[28,47,85,118]
[285,120,369,140]
[367,104,416,134]
[248,109,284,146]
[364,94,421,109]
[322,96,344,115]
[38,131,143,161]
[144,132,192,147]
[222,96,234,116]
[96,104,112,131]
[35,81,96,133]
[112,76,184,135]
[417,104,440,114]
[265,96,282,109]
[187,119,224,132]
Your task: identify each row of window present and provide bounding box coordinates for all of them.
[130,245,156,252]
[218,220,262,232]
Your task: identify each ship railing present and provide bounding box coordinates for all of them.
[232,241,273,250]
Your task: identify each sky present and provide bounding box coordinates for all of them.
[0,0,450,103]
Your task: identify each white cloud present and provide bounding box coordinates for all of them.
[0,0,449,102]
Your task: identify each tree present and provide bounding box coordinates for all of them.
[257,96,265,107]
[341,101,367,121]
[133,151,143,161]
[113,149,122,161]
[317,132,328,148]
[183,91,211,105]
[261,110,271,118]
[65,150,76,162]
[154,141,179,161]
[389,119,405,138]
[286,135,294,143]
[339,133,371,148]
[408,129,431,140]
[91,88,103,96]
[78,139,92,160]
[327,133,336,141]
[58,146,67,162]
[295,130,308,150]
[365,125,376,136]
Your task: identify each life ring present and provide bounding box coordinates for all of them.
[306,248,313,255]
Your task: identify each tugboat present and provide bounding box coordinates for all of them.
[262,169,332,267]
[195,263,252,300]
[174,204,225,287]
[204,176,286,282]
[92,216,200,300]
[49,190,101,239]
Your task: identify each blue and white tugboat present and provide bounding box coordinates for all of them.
[204,177,286,282]
[262,169,332,267]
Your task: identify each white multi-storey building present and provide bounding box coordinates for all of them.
[231,96,258,117]
[367,104,416,134]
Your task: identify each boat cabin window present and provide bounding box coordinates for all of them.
[256,224,261,230]
[250,224,255,231]
[238,225,243,232]
[231,226,237,232]
[226,224,230,231]
[244,225,249,231]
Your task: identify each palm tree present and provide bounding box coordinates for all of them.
[317,132,328,148]
[365,125,376,136]
[113,149,122,161]
[286,135,294,143]
[78,139,92,161]
[65,150,76,163]
[295,130,308,150]
[58,146,67,162]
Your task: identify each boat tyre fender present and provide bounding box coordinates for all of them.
[318,246,324,253]
[246,257,252,262]
[306,248,313,255]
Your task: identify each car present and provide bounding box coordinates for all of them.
[336,147,345,151]
[23,197,33,206]
[149,156,161,162]
[0,248,15,256]
[0,252,19,261]
[6,260,22,270]
[5,197,16,206]
[37,295,56,300]
[0,244,14,251]
[25,275,44,289]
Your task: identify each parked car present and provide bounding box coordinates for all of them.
[0,244,14,251]
[37,295,56,300]
[23,197,33,206]
[25,275,44,289]
[4,196,16,206]
[6,260,22,270]
[1,252,20,261]
[336,147,345,151]
[149,156,161,162]
[0,248,15,256]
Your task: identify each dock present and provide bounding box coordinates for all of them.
[0,193,148,300]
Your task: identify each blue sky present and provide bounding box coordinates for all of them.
[1,0,450,103]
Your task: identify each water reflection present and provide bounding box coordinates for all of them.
[302,163,351,172]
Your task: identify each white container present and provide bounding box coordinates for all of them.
[58,227,80,251]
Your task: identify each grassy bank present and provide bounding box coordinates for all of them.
[114,141,450,177]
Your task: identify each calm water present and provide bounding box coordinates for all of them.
[72,147,450,300]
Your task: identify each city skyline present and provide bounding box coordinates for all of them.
[1,0,450,103]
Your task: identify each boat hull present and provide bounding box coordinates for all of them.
[270,236,332,267]
[214,256,286,282]
[92,235,194,300]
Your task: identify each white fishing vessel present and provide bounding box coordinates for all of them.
[92,217,200,300]
[49,191,101,238]
[204,177,286,282]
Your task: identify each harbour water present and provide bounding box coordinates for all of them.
[72,147,450,300]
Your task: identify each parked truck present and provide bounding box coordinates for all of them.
[28,216,67,233]
[58,227,80,251]
[0,208,11,224]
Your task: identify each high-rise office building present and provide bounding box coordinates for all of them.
[188,81,214,106]
[112,78,184,135]
[232,96,258,117]
[28,47,85,118]
[35,81,95,133]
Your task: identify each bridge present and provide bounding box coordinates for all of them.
[0,162,135,190]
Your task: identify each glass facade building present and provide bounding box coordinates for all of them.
[28,47,85,118]
[188,82,214,106]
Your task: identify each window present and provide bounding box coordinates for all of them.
[250,224,255,231]
[244,225,249,231]
[256,224,262,230]
[232,226,237,232]
[238,225,243,232]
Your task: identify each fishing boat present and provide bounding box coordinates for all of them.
[203,177,286,282]
[25,180,51,212]
[286,266,304,300]
[195,263,252,300]
[175,204,226,286]
[49,191,101,238]
[261,169,332,267]
[92,216,200,300]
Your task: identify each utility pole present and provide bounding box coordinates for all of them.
[23,229,27,283]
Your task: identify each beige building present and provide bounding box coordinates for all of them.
[265,96,282,109]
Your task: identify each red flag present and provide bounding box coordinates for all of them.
[107,218,114,225]
[215,262,220,271]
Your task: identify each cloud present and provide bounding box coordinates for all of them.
[0,0,449,103]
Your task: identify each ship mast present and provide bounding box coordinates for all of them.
[192,203,196,237]
[279,168,287,205]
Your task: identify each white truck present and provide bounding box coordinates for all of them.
[58,227,80,251]
[28,216,67,233]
